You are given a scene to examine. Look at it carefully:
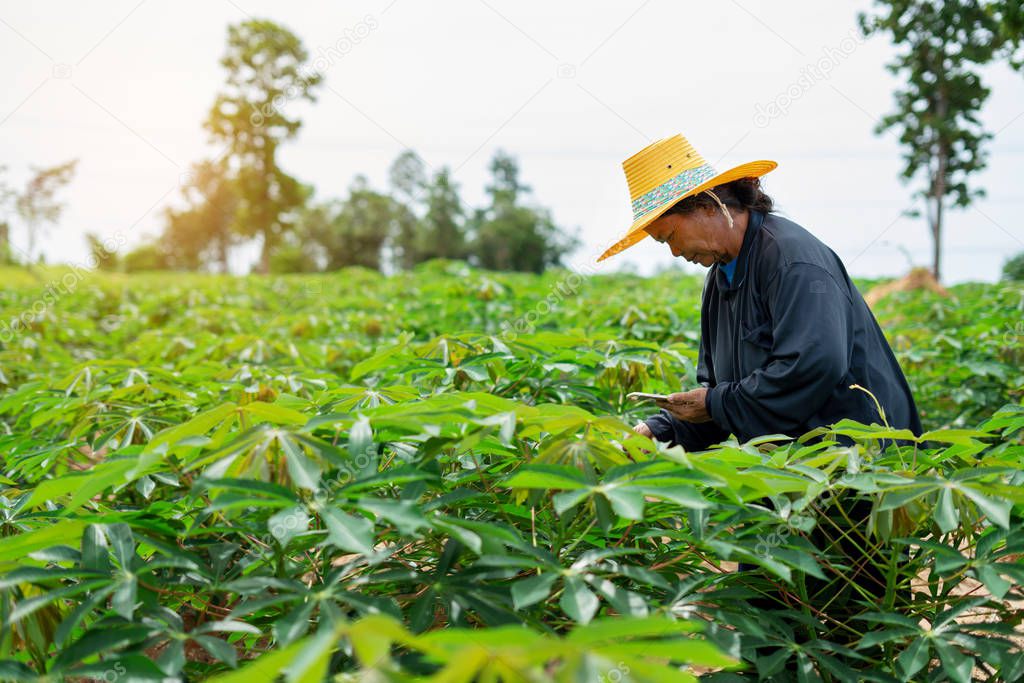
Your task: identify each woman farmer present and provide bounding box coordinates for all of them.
[598,134,922,448]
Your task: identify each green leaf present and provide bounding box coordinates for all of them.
[0,567,92,589]
[321,508,375,556]
[552,488,590,515]
[106,523,135,569]
[274,600,315,646]
[877,482,940,511]
[350,335,413,381]
[206,641,304,683]
[55,585,117,646]
[199,477,301,505]
[112,574,138,620]
[347,614,408,667]
[431,518,482,555]
[244,401,308,425]
[511,573,558,610]
[772,548,826,580]
[145,402,238,453]
[82,524,109,573]
[506,466,587,490]
[3,580,106,630]
[639,484,710,509]
[560,575,599,624]
[357,498,427,535]
[603,486,645,520]
[347,416,376,466]
[194,635,239,668]
[919,428,991,445]
[564,617,701,645]
[594,492,615,534]
[0,661,36,681]
[27,459,133,510]
[589,578,649,617]
[268,506,311,546]
[279,435,321,491]
[934,486,959,533]
[757,647,794,678]
[0,520,88,569]
[932,639,973,683]
[959,485,1012,529]
[974,564,1011,600]
[897,637,930,681]
[68,654,169,681]
[599,639,735,668]
[282,627,342,682]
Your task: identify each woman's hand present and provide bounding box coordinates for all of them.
[656,388,712,423]
[624,421,654,460]
[632,421,653,438]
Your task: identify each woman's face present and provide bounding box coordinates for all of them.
[644,208,734,267]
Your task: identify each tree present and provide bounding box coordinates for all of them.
[386,151,428,269]
[470,151,579,273]
[13,160,77,265]
[84,232,121,271]
[122,242,169,273]
[0,222,10,266]
[205,19,322,274]
[1003,250,1024,281]
[0,166,14,265]
[380,161,468,268]
[485,149,529,206]
[388,150,427,204]
[162,160,238,271]
[298,176,416,272]
[417,167,468,263]
[859,1,1023,281]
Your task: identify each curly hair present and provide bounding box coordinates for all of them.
[664,176,774,217]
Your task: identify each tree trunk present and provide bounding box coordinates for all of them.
[0,222,8,264]
[259,233,271,274]
[932,89,949,283]
[26,222,36,265]
[932,194,943,283]
[218,236,229,274]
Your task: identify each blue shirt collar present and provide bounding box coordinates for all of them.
[715,209,765,290]
[721,258,738,284]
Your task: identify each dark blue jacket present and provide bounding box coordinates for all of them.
[645,210,922,449]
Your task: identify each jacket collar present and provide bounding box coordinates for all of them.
[715,209,764,292]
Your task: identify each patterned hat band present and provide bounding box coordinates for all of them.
[630,163,717,220]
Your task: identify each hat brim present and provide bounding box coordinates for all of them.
[597,159,778,263]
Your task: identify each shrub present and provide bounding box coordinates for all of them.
[1003,251,1024,281]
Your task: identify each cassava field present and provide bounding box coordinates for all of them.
[0,262,1022,682]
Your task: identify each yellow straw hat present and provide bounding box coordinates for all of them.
[597,134,778,262]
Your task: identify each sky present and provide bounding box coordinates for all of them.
[2,0,1023,283]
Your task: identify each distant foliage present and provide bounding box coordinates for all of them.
[163,159,238,272]
[1003,250,1024,281]
[206,18,321,274]
[0,160,77,266]
[121,242,169,273]
[470,151,580,273]
[272,151,578,275]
